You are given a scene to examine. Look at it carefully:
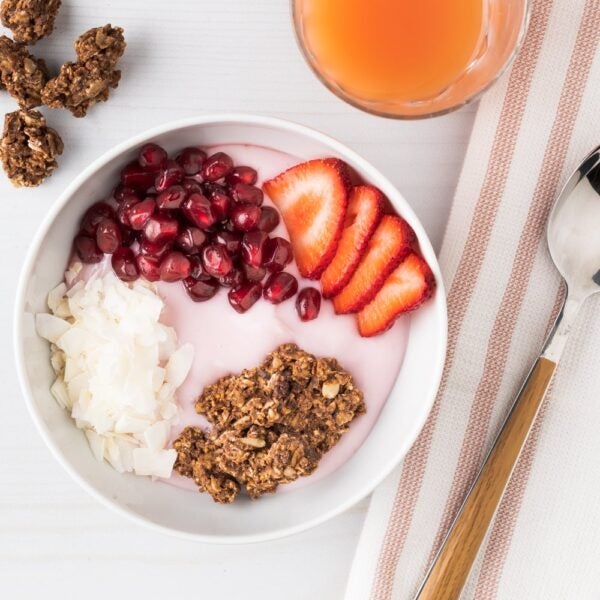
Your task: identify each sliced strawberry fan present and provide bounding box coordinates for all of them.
[321,185,384,298]
[263,158,349,279]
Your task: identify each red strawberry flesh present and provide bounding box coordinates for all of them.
[333,215,415,314]
[321,185,383,298]
[357,253,435,337]
[263,158,348,279]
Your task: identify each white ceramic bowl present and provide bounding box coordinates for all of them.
[14,114,447,543]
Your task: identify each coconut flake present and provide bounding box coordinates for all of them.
[85,429,105,462]
[47,283,67,312]
[65,261,83,286]
[143,421,170,451]
[133,448,177,478]
[165,343,194,387]
[38,270,194,480]
[54,300,72,319]
[50,377,70,409]
[36,313,70,344]
[114,414,152,434]
[50,350,65,374]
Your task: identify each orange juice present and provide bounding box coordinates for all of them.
[299,0,486,103]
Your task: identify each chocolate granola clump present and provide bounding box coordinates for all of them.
[42,60,121,118]
[0,35,48,108]
[174,343,366,503]
[0,108,63,186]
[0,0,61,45]
[74,24,125,70]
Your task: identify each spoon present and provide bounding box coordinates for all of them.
[415,144,600,600]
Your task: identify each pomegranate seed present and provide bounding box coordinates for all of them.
[139,237,173,259]
[154,160,184,193]
[296,287,321,321]
[176,226,207,254]
[257,206,280,232]
[241,230,268,267]
[226,165,257,186]
[176,147,207,175]
[263,272,298,304]
[116,196,139,227]
[242,263,267,283]
[136,254,161,282]
[81,202,115,236]
[228,282,262,313]
[96,218,122,254]
[184,276,219,302]
[182,192,216,229]
[230,204,261,232]
[204,183,231,220]
[120,227,138,247]
[182,178,203,194]
[113,184,141,203]
[127,197,156,230]
[201,152,234,182]
[138,143,168,173]
[111,247,139,282]
[121,161,155,191]
[156,185,186,210]
[74,234,103,263]
[223,219,237,233]
[159,251,191,282]
[218,268,245,288]
[262,237,293,272]
[144,212,179,243]
[231,182,263,206]
[202,244,233,278]
[214,230,241,255]
[188,255,209,280]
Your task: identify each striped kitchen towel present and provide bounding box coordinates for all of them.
[346,1,600,599]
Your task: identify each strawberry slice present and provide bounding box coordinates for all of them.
[320,185,384,298]
[357,253,435,337]
[332,215,415,314]
[263,158,349,279]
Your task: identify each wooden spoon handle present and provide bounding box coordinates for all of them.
[415,356,556,600]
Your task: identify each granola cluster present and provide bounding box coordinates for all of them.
[42,59,121,118]
[43,25,125,117]
[0,35,48,108]
[75,24,126,70]
[0,0,61,45]
[174,343,366,503]
[0,9,126,186]
[0,108,63,186]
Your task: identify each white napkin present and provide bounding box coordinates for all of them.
[346,1,600,598]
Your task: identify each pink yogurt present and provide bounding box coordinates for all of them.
[157,144,410,492]
[72,144,409,493]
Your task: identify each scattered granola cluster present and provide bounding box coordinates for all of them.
[0,0,61,44]
[0,35,47,108]
[0,0,126,186]
[43,24,125,117]
[174,343,366,503]
[74,24,126,70]
[0,108,63,186]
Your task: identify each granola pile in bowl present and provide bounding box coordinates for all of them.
[15,115,447,542]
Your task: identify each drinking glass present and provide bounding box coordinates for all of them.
[292,0,530,119]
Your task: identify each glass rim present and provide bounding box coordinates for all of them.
[291,0,532,120]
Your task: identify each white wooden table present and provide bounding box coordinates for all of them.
[0,2,475,598]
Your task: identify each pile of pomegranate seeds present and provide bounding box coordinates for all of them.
[71,143,322,320]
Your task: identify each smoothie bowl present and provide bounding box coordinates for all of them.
[15,115,446,542]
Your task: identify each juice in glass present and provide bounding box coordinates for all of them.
[293,0,529,118]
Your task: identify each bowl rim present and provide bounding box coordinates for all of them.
[14,113,448,543]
